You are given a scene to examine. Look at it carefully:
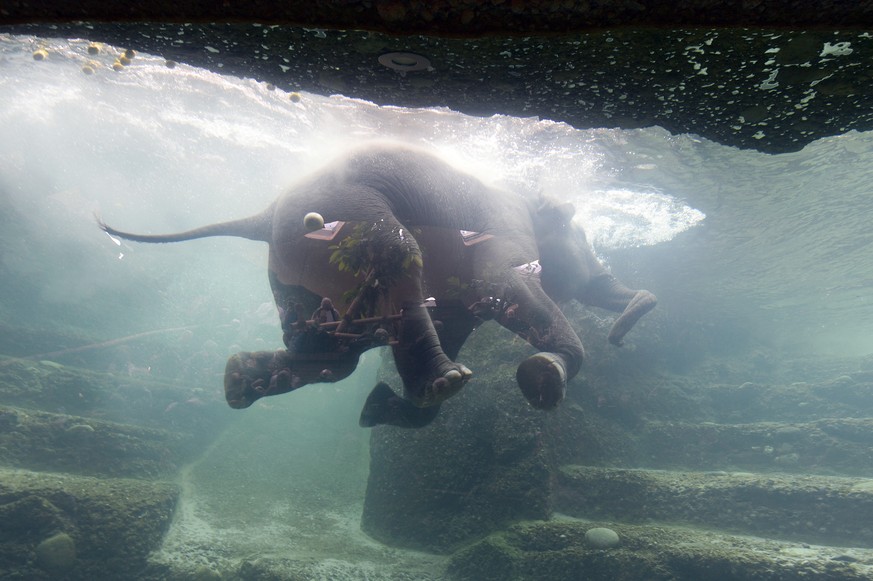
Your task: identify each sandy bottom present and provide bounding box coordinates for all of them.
[151,353,447,579]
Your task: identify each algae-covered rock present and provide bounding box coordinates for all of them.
[362,326,552,552]
[0,405,194,479]
[448,536,519,581]
[235,557,446,581]
[35,532,76,573]
[0,468,178,579]
[556,465,873,548]
[192,565,223,580]
[448,520,869,581]
[0,355,234,446]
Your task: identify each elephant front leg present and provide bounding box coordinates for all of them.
[393,303,472,407]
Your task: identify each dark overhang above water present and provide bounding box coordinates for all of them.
[5,2,873,34]
[4,1,873,153]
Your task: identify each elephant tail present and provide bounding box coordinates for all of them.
[96,204,274,244]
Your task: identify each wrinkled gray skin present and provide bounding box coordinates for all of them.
[99,143,656,425]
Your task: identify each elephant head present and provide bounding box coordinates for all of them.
[532,196,658,348]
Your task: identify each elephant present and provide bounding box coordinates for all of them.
[98,143,656,428]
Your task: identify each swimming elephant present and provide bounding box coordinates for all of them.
[98,143,656,428]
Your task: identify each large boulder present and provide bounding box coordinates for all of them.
[362,325,552,552]
[0,468,178,580]
[447,520,869,581]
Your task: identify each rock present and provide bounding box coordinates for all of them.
[362,326,552,552]
[0,405,193,478]
[35,532,76,573]
[449,520,868,580]
[0,468,179,578]
[585,527,620,548]
[192,565,223,580]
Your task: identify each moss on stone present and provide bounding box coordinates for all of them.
[35,532,76,573]
[448,520,870,581]
[0,468,179,579]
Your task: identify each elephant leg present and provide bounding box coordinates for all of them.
[357,300,476,426]
[495,278,585,410]
[393,303,472,407]
[581,273,657,346]
[223,349,360,409]
[267,275,322,347]
[355,219,471,407]
[224,350,300,409]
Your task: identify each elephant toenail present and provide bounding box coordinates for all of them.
[433,377,449,392]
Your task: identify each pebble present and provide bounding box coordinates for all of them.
[585,527,620,549]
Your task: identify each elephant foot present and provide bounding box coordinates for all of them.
[400,361,472,408]
[417,363,473,407]
[224,350,297,409]
[515,352,567,410]
[395,303,473,407]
